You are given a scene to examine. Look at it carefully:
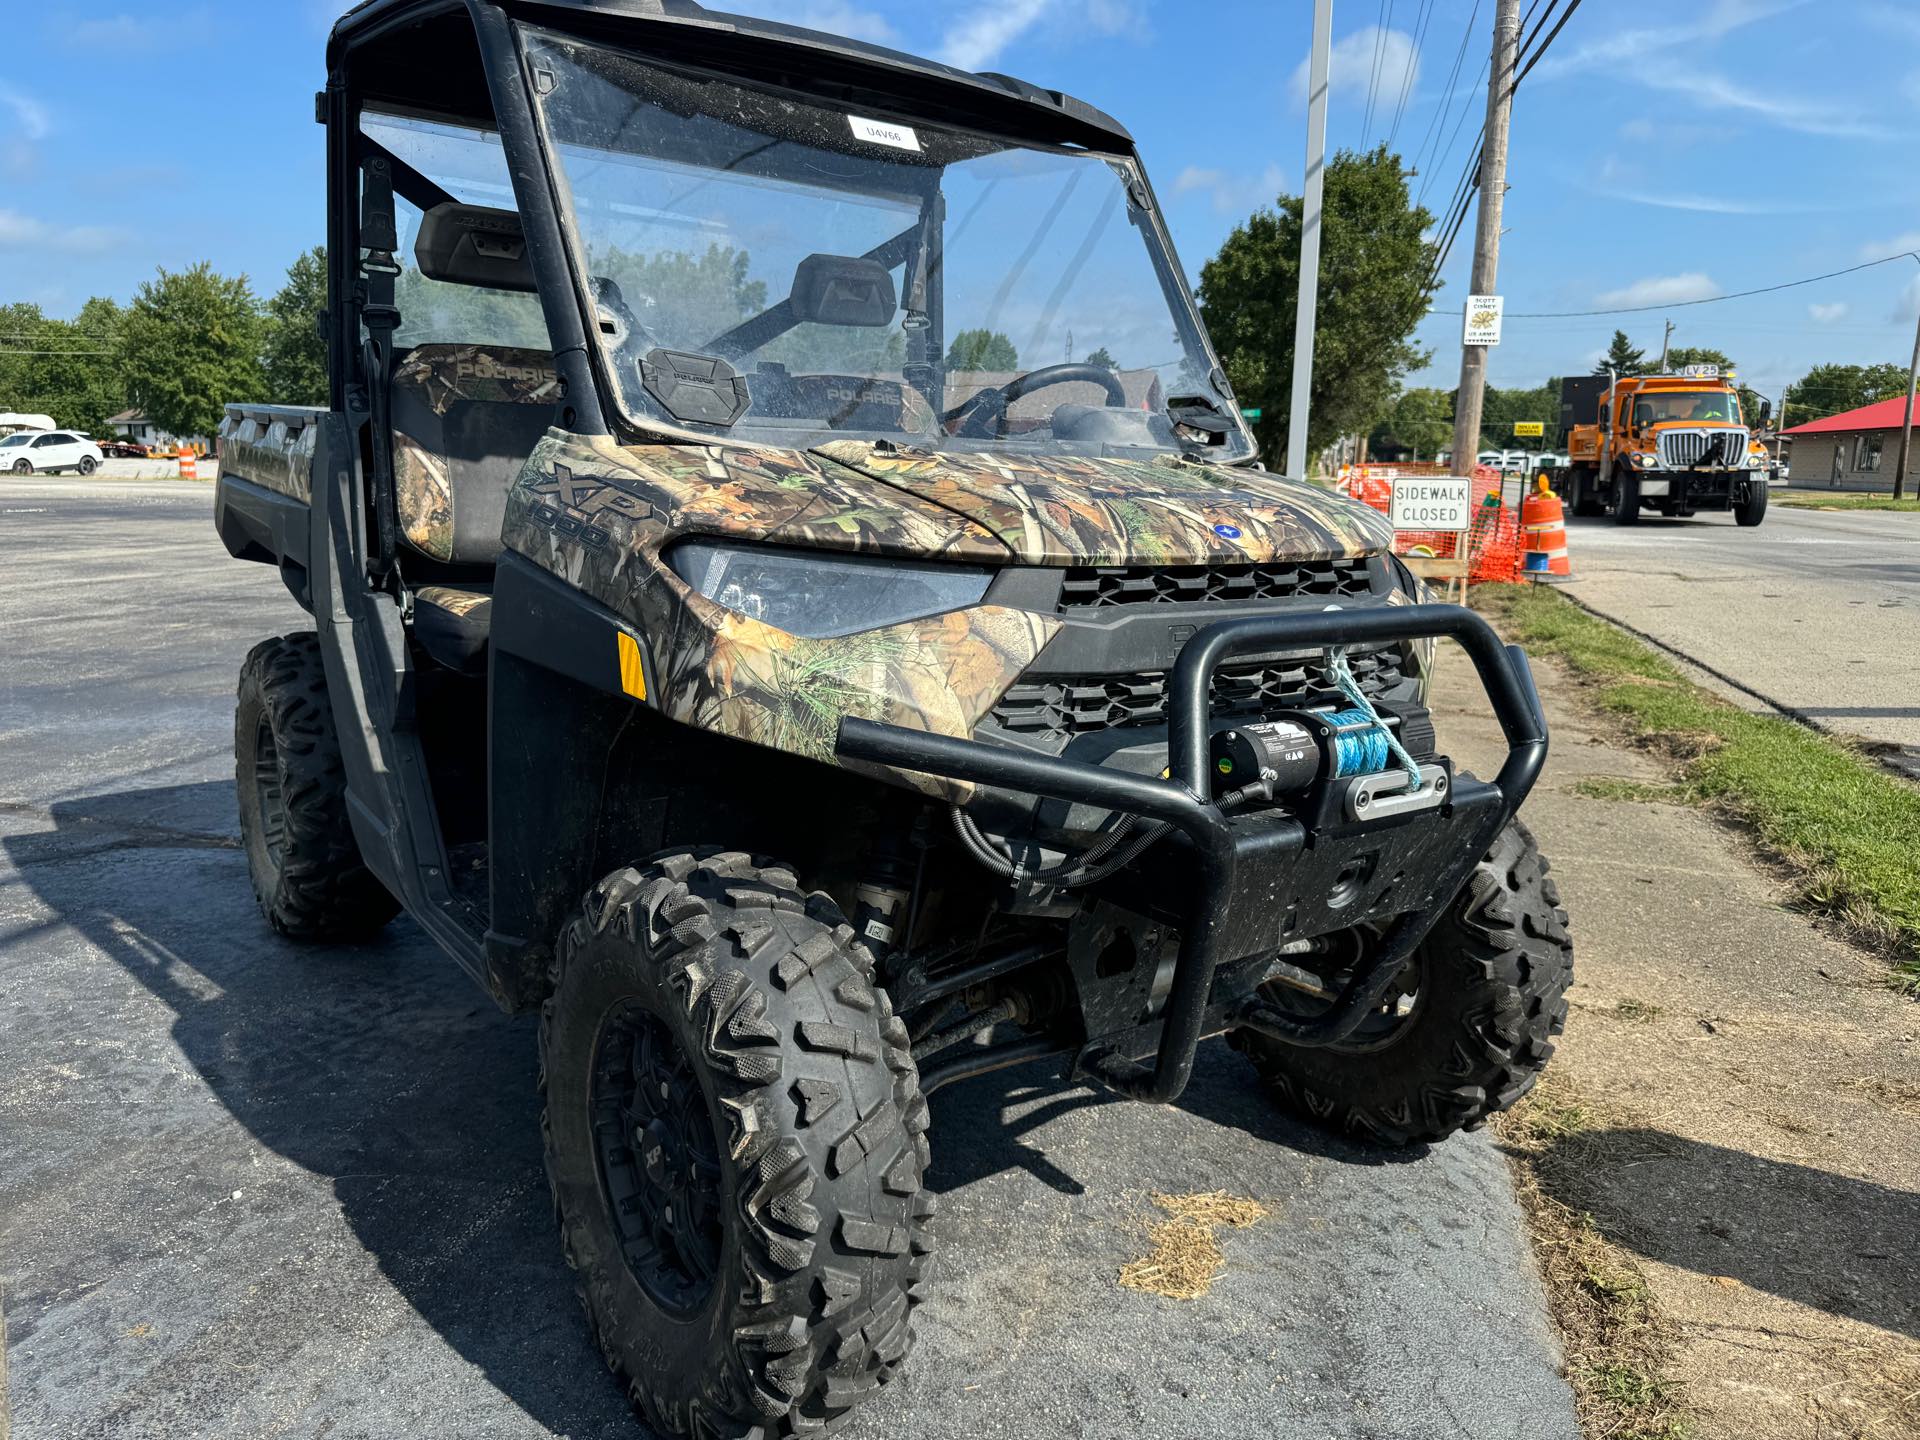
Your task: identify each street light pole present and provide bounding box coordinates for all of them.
[1285,0,1333,479]
[1659,319,1675,371]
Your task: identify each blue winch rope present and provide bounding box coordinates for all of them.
[1326,648,1425,787]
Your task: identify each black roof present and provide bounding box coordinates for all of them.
[330,0,1130,145]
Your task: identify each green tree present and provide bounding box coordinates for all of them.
[1664,345,1733,372]
[116,262,265,439]
[1083,345,1117,370]
[1198,145,1435,464]
[1594,330,1647,376]
[0,298,127,434]
[946,328,1019,372]
[1783,361,1911,424]
[262,246,329,405]
[1480,378,1561,451]
[1369,386,1452,460]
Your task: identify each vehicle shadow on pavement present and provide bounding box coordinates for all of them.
[1527,1126,1919,1341]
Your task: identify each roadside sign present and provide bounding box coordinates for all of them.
[1390,476,1472,532]
[1463,294,1503,346]
[1513,420,1544,438]
[1240,407,1262,420]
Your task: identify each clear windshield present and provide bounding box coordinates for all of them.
[522,29,1250,460]
[1630,391,1742,427]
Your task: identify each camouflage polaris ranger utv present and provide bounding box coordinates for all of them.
[214,1,1572,1433]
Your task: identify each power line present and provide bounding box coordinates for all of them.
[1503,251,1920,317]
[1386,0,1437,148]
[1361,0,1392,144]
[1408,0,1480,187]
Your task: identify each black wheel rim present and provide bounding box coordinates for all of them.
[1258,928,1426,1053]
[590,1003,723,1317]
[251,715,288,866]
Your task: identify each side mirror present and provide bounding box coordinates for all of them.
[790,254,896,328]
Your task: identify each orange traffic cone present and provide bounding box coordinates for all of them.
[1521,476,1570,579]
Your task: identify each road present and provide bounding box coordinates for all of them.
[1561,502,1920,768]
[0,476,1577,1440]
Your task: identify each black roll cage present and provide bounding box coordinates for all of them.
[323,0,1244,458]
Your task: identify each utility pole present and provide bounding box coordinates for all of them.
[1285,0,1332,479]
[1659,319,1675,371]
[1449,0,1522,476]
[1895,304,1919,502]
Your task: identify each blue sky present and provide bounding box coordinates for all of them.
[4,0,1917,405]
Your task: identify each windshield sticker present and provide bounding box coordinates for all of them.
[849,115,920,152]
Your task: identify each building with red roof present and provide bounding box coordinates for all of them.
[1781,393,1917,491]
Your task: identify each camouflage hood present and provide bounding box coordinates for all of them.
[811,440,1394,567]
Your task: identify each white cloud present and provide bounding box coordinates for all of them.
[1638,70,1897,140]
[1594,273,1722,308]
[1617,118,1657,141]
[1289,25,1420,114]
[64,11,211,48]
[1596,184,1802,216]
[0,87,50,142]
[1808,301,1849,323]
[939,0,1054,70]
[1862,231,1920,260]
[1173,163,1287,217]
[1533,0,1811,80]
[721,0,900,45]
[0,208,124,255]
[1898,274,1920,324]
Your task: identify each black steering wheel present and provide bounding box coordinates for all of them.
[943,362,1130,438]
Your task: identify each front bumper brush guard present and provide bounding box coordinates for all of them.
[837,603,1549,1104]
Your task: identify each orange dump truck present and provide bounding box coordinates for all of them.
[1558,366,1779,526]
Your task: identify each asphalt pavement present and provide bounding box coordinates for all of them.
[0,475,1577,1439]
[1559,501,1920,768]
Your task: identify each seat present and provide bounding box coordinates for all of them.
[413,583,493,673]
[388,343,559,670]
[390,342,561,565]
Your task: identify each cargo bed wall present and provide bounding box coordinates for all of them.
[218,403,324,504]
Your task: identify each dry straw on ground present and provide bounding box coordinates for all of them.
[1118,1191,1269,1301]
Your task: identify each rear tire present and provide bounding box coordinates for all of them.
[542,851,933,1439]
[235,633,398,940]
[1611,468,1641,525]
[78,455,97,475]
[1568,466,1605,517]
[1230,820,1572,1146]
[1734,481,1768,527]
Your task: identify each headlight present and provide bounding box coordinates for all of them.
[1748,453,1767,468]
[1630,450,1655,467]
[668,541,993,638]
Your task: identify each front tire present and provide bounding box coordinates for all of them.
[1734,480,1768,527]
[235,633,398,940]
[10,459,30,475]
[1230,820,1572,1146]
[1611,468,1641,525]
[542,851,934,1439]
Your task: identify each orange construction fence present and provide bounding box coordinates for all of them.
[1338,463,1526,585]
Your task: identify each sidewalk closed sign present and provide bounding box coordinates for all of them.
[1390,477,1472,532]
[1463,294,1503,345]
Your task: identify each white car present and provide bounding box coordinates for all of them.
[0,430,104,475]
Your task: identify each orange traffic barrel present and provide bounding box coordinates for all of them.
[178,451,198,480]
[1521,477,1570,578]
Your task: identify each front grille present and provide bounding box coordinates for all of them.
[1059,558,1373,609]
[989,648,1406,741]
[1658,428,1747,468]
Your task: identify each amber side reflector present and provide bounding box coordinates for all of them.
[617,632,647,700]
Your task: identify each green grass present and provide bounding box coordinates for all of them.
[1775,491,1920,512]
[1482,585,1920,994]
